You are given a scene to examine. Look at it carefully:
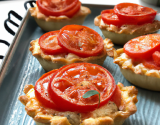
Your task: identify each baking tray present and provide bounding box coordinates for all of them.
[1,2,160,125]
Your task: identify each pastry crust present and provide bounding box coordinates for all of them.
[94,15,160,45]
[114,48,160,91]
[29,5,91,31]
[29,38,115,71]
[19,82,138,125]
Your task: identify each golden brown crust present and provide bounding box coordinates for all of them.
[114,49,160,91]
[29,38,115,71]
[29,6,91,31]
[19,82,138,125]
[94,15,160,45]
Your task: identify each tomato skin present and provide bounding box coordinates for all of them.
[109,85,121,108]
[143,59,160,70]
[123,34,160,60]
[57,25,104,58]
[34,69,59,109]
[36,0,80,18]
[101,9,134,26]
[39,30,66,55]
[152,51,160,66]
[114,3,157,25]
[48,63,119,113]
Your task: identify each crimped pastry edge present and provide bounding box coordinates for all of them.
[114,48,160,91]
[94,15,160,45]
[120,68,160,91]
[100,29,140,45]
[19,83,138,125]
[29,6,91,31]
[29,38,115,71]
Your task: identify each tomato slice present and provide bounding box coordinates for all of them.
[114,3,157,25]
[57,25,104,57]
[48,63,118,112]
[101,9,132,26]
[152,51,160,66]
[34,69,59,109]
[143,58,160,70]
[36,0,80,18]
[123,34,160,60]
[39,30,66,55]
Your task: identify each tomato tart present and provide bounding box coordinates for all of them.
[94,2,160,45]
[19,63,138,125]
[30,25,115,71]
[29,0,91,31]
[114,34,160,91]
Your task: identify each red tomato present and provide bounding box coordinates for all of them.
[34,69,59,109]
[36,0,81,18]
[123,34,160,60]
[152,51,160,66]
[57,25,104,57]
[109,85,121,107]
[101,9,132,26]
[143,59,160,70]
[48,63,120,112]
[114,3,157,25]
[39,30,66,55]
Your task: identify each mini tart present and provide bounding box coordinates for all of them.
[29,38,115,71]
[29,5,91,31]
[19,82,138,125]
[114,48,160,91]
[94,15,160,45]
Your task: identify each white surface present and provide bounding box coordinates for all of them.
[0,0,160,65]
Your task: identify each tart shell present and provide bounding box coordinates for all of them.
[19,83,138,125]
[114,48,160,91]
[94,15,160,45]
[29,6,91,31]
[100,29,139,45]
[120,68,160,91]
[29,38,115,71]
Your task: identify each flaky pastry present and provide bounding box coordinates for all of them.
[114,48,160,91]
[29,5,91,31]
[94,15,160,45]
[19,82,138,125]
[29,38,115,71]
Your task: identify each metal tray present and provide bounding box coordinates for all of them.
[1,3,160,125]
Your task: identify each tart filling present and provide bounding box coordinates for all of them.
[29,38,115,71]
[114,48,160,91]
[19,82,138,125]
[29,5,91,31]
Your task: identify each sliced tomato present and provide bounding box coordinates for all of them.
[152,51,160,66]
[34,69,59,109]
[36,0,80,18]
[101,9,131,26]
[123,34,160,60]
[114,3,157,25]
[57,25,104,57]
[143,58,160,70]
[39,30,66,55]
[109,85,121,107]
[48,63,119,112]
